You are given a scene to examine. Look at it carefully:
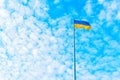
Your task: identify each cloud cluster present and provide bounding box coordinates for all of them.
[0,0,73,80]
[0,0,120,80]
[75,0,120,80]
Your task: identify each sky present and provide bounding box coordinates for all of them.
[0,0,120,80]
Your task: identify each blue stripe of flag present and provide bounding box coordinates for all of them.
[74,20,90,26]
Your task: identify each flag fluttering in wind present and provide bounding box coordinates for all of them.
[74,20,91,30]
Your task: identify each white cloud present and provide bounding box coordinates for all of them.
[0,0,73,80]
[75,0,120,80]
[116,11,120,20]
[97,0,120,23]
[3,0,120,79]
[0,8,10,18]
[98,0,105,4]
[112,26,119,34]
[54,0,60,4]
[84,0,92,15]
[98,10,106,20]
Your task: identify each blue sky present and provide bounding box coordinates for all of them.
[0,0,120,80]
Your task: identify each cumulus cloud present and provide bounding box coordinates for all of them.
[1,0,120,80]
[54,0,60,4]
[75,0,120,80]
[98,0,105,4]
[84,0,92,15]
[0,0,73,80]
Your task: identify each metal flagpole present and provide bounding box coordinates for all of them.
[73,26,76,80]
[73,20,91,80]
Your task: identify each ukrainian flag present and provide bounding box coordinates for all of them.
[74,20,91,30]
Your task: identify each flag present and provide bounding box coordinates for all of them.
[74,20,91,30]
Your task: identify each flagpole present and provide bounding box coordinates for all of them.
[73,26,76,80]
